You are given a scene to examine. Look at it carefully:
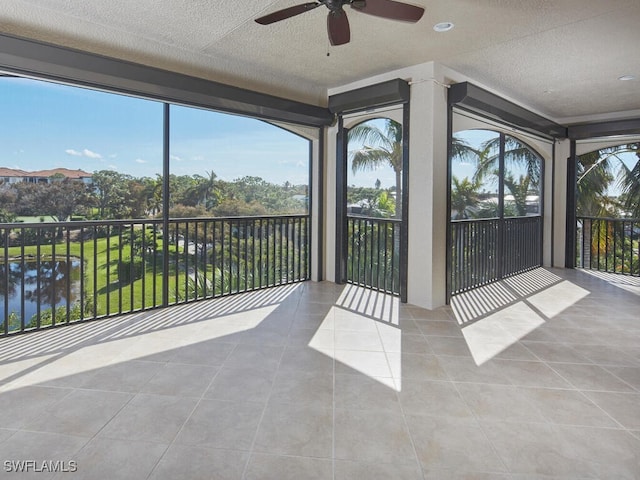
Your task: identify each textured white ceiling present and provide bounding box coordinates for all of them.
[1,0,639,121]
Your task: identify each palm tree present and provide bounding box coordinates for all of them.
[576,150,615,217]
[200,170,219,209]
[577,143,640,217]
[619,155,640,217]
[503,174,531,216]
[451,176,481,219]
[473,135,541,197]
[348,119,403,218]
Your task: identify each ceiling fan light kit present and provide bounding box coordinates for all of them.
[255,0,425,46]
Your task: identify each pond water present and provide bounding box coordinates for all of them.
[0,259,81,326]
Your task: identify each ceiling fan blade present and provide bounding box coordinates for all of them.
[255,2,320,25]
[327,9,350,45]
[351,0,424,22]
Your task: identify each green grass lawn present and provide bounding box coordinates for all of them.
[3,228,304,331]
[5,235,191,323]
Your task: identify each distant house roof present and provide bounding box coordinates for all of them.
[0,167,92,179]
[0,167,29,177]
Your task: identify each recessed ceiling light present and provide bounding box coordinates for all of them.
[433,22,454,32]
[618,75,636,81]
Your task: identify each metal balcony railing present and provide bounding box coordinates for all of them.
[576,216,640,276]
[450,216,542,294]
[1,215,309,336]
[346,216,400,295]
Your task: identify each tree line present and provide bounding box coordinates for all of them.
[0,170,308,223]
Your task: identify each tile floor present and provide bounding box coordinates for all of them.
[0,267,638,479]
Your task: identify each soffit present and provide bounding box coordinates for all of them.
[1,0,639,121]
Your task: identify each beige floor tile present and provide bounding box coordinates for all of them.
[417,320,463,337]
[456,383,546,423]
[549,363,637,392]
[520,341,591,364]
[25,389,131,437]
[204,365,275,403]
[423,470,512,480]
[141,363,218,397]
[269,370,333,408]
[583,391,640,429]
[334,409,416,464]
[149,445,248,480]
[377,330,432,354]
[438,355,512,385]
[392,353,448,381]
[334,330,384,351]
[286,328,334,349]
[223,344,284,371]
[427,337,472,356]
[572,344,639,367]
[80,360,164,393]
[334,349,391,377]
[165,340,236,366]
[253,403,332,457]
[279,346,334,374]
[0,385,72,429]
[399,379,473,419]
[245,454,333,480]
[408,415,506,473]
[70,437,167,480]
[333,312,379,333]
[493,359,572,388]
[99,393,197,443]
[0,428,16,443]
[523,387,619,427]
[603,365,640,391]
[480,421,587,477]
[334,373,401,413]
[559,425,640,479]
[174,399,264,450]
[1,430,88,477]
[335,460,423,480]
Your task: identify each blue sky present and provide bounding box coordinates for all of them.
[1,76,311,185]
[0,76,403,190]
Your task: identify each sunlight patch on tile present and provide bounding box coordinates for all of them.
[527,280,589,318]
[336,284,400,323]
[451,282,517,325]
[309,304,402,392]
[462,302,545,366]
[503,268,563,297]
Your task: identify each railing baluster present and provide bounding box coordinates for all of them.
[36,228,42,329]
[51,230,56,327]
[3,227,8,334]
[66,224,71,324]
[20,227,25,331]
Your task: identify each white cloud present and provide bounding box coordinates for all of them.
[192,155,204,161]
[108,165,117,170]
[135,158,147,164]
[296,161,305,168]
[109,154,118,158]
[83,149,102,159]
[66,148,103,159]
[170,155,183,162]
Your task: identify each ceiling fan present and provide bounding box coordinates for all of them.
[255,0,425,46]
